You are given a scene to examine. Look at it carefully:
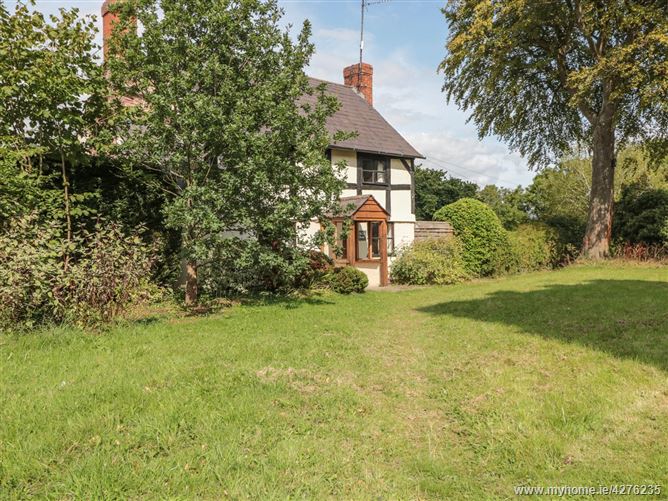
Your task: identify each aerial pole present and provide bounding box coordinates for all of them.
[358,0,390,83]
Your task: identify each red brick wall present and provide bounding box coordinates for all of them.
[343,63,373,106]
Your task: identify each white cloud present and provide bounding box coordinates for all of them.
[408,132,533,188]
[314,27,360,44]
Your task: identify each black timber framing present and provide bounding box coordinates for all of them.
[356,156,362,195]
[346,183,411,190]
[385,158,391,214]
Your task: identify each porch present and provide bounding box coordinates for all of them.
[326,195,390,287]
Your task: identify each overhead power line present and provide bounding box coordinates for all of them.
[422,156,524,189]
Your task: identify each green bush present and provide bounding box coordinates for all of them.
[324,266,368,294]
[613,183,668,245]
[0,215,156,330]
[506,223,558,273]
[197,239,314,296]
[390,237,471,285]
[295,250,335,289]
[434,198,510,276]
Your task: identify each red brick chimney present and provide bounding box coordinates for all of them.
[343,62,373,106]
[101,0,119,61]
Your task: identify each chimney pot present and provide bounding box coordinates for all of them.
[343,62,373,106]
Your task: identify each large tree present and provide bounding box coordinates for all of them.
[106,0,344,303]
[440,0,668,257]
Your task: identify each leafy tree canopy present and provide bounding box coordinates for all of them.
[476,184,528,230]
[105,0,346,303]
[0,0,108,264]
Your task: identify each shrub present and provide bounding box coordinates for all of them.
[610,242,668,261]
[506,223,558,272]
[63,223,158,325]
[295,250,335,289]
[0,215,155,330]
[613,183,668,245]
[196,239,320,296]
[390,237,471,285]
[324,266,368,294]
[434,198,510,276]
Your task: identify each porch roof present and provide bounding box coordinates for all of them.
[327,195,389,220]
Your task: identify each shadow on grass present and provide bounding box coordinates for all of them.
[234,291,336,309]
[121,293,336,328]
[417,279,668,371]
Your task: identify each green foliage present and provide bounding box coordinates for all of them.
[614,183,668,245]
[390,237,471,285]
[525,150,668,258]
[296,250,335,289]
[195,239,323,296]
[105,0,345,303]
[0,2,106,151]
[324,266,368,294]
[506,224,559,273]
[440,0,668,167]
[0,0,110,270]
[0,215,155,330]
[0,142,59,227]
[525,158,590,252]
[476,184,529,230]
[434,198,510,276]
[414,166,478,220]
[440,0,668,256]
[617,146,668,190]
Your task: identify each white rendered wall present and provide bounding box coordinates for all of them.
[392,222,414,251]
[355,261,381,287]
[390,158,412,185]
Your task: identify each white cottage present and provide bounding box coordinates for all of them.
[302,63,424,287]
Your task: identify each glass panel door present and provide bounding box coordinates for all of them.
[370,222,380,258]
[356,222,368,259]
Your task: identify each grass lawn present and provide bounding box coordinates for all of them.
[2,264,668,499]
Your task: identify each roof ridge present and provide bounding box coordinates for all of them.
[307,76,350,89]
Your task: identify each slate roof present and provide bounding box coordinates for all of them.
[304,77,424,159]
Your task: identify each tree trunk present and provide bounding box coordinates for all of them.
[582,119,615,259]
[183,259,198,306]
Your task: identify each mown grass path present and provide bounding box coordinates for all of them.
[2,264,667,499]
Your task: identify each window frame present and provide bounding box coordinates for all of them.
[329,221,348,262]
[387,222,395,256]
[358,153,390,186]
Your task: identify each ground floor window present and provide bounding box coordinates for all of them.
[330,221,348,260]
[387,222,394,255]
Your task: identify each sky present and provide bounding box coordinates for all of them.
[7,0,535,187]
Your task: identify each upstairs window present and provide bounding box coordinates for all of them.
[359,154,389,185]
